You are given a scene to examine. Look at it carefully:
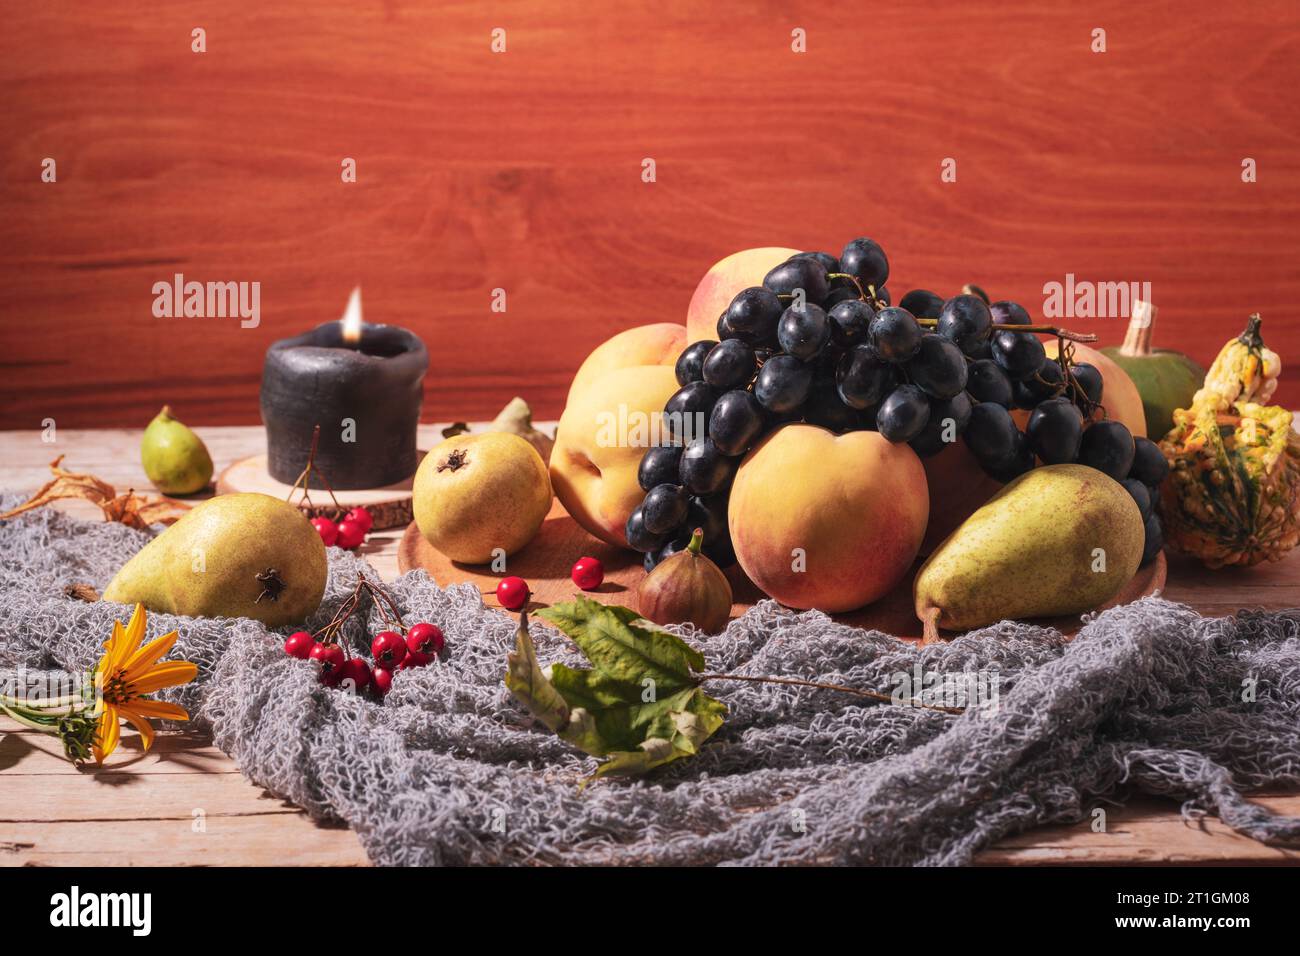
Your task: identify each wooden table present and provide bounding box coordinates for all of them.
[2,425,1298,866]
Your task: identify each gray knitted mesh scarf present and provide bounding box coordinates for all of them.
[3,492,1300,866]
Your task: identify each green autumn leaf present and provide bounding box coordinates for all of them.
[537,597,704,693]
[505,600,727,779]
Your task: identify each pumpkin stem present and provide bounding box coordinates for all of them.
[1119,300,1156,357]
[1239,313,1264,349]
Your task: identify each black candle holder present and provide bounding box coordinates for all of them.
[260,321,428,489]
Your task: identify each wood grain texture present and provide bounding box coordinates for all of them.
[2,1,1298,429]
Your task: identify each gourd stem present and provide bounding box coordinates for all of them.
[1119,301,1156,357]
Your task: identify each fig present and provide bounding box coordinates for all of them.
[636,527,732,634]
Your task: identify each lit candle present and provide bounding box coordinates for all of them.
[260,288,428,490]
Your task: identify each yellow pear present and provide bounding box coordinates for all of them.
[413,432,552,564]
[102,493,327,626]
[914,464,1143,641]
[141,405,213,495]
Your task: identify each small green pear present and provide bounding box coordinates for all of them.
[102,493,327,627]
[914,464,1144,641]
[141,405,213,495]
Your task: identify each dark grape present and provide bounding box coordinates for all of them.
[1078,420,1135,480]
[641,483,689,535]
[966,358,1014,407]
[1026,396,1084,464]
[675,340,715,386]
[1023,357,1066,402]
[708,389,766,456]
[906,334,968,399]
[803,382,862,432]
[754,354,813,414]
[964,402,1020,467]
[868,307,923,363]
[961,283,990,305]
[822,282,861,309]
[679,436,737,495]
[777,304,832,360]
[686,494,735,567]
[1070,363,1104,405]
[663,381,717,440]
[717,312,756,344]
[1141,513,1163,567]
[827,299,875,347]
[644,534,689,573]
[990,300,1031,325]
[1130,437,1170,486]
[991,328,1047,380]
[702,339,757,390]
[908,419,949,458]
[930,391,973,435]
[625,504,669,553]
[987,432,1036,483]
[876,384,930,442]
[875,286,892,306]
[899,289,944,319]
[840,237,890,288]
[763,257,829,305]
[836,345,896,409]
[1121,478,1153,522]
[725,287,784,342]
[638,444,683,492]
[937,295,993,355]
[792,251,839,273]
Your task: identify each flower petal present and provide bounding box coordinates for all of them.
[93,704,120,764]
[121,630,180,683]
[118,707,156,752]
[126,661,198,696]
[126,699,189,721]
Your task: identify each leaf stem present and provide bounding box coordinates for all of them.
[697,672,964,715]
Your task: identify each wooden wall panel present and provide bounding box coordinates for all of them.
[2,1,1298,428]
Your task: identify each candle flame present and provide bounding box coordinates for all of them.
[340,286,363,345]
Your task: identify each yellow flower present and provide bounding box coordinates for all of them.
[92,603,197,764]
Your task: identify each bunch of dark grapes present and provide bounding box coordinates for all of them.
[630,238,1166,570]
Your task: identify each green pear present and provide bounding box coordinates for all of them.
[141,405,213,495]
[914,464,1144,641]
[102,493,327,627]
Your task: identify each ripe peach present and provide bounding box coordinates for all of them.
[551,363,681,546]
[729,424,929,612]
[566,323,685,407]
[919,440,1004,555]
[685,247,802,344]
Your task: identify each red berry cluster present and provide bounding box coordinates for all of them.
[281,576,445,697]
[311,506,372,551]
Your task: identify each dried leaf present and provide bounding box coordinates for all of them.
[0,456,189,529]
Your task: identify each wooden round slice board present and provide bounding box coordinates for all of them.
[397,500,1167,642]
[217,454,417,530]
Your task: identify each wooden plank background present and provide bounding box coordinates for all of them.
[2,1,1298,429]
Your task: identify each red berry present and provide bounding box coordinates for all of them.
[372,667,393,695]
[406,622,445,657]
[335,518,367,550]
[311,518,339,547]
[284,631,315,659]
[338,657,371,691]
[571,557,604,591]
[344,507,373,534]
[309,642,346,685]
[398,648,431,670]
[496,576,530,611]
[371,630,407,667]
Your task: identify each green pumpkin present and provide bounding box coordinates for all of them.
[1101,303,1205,440]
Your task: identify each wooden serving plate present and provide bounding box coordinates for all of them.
[217,453,419,530]
[397,501,1167,642]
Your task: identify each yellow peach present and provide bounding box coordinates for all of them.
[566,323,685,407]
[685,247,802,344]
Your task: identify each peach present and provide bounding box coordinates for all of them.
[566,323,685,407]
[919,440,1004,555]
[729,424,929,612]
[685,246,802,344]
[551,363,681,547]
